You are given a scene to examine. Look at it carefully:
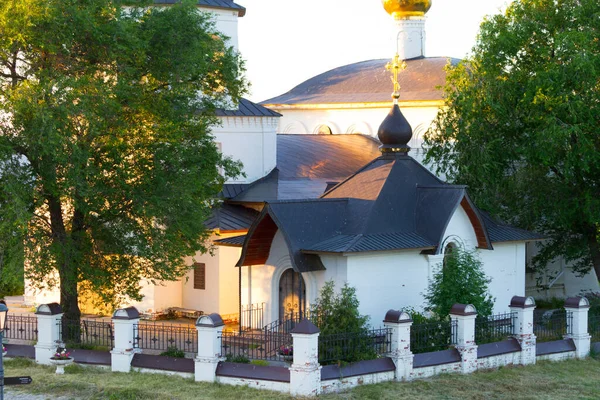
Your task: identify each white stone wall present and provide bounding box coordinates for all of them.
[411,362,462,379]
[213,116,278,184]
[480,243,526,313]
[536,351,576,362]
[217,376,290,393]
[477,352,521,370]
[320,371,395,394]
[207,8,240,52]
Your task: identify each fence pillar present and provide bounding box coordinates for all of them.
[34,303,63,365]
[195,313,224,382]
[450,304,478,374]
[111,307,140,372]
[290,319,321,397]
[383,310,413,381]
[564,297,591,358]
[509,296,536,365]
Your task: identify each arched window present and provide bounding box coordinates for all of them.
[316,124,333,135]
[443,242,456,269]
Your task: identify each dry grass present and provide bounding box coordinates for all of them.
[4,356,600,399]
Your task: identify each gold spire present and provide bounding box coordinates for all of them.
[385,53,407,103]
[382,0,432,19]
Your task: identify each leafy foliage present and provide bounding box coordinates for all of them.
[424,0,600,281]
[423,247,494,317]
[0,0,246,320]
[311,281,377,364]
[160,346,185,358]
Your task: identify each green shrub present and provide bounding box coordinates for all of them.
[160,346,185,358]
[311,281,377,364]
[225,354,250,363]
[423,247,495,318]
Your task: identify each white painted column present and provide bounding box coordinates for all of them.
[450,304,478,374]
[111,307,140,372]
[509,296,537,365]
[395,18,426,60]
[34,303,63,365]
[383,310,413,381]
[564,297,591,359]
[290,320,321,397]
[195,313,225,382]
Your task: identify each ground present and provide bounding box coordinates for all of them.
[3,356,600,399]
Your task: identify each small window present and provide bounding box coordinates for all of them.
[443,243,456,269]
[194,263,206,290]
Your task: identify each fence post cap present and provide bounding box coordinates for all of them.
[290,319,320,335]
[383,309,412,323]
[509,296,536,309]
[449,304,477,316]
[112,306,140,320]
[196,313,224,328]
[564,297,590,309]
[35,303,62,315]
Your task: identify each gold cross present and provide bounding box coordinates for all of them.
[385,53,406,99]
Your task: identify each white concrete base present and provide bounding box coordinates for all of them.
[290,365,322,397]
[111,350,135,373]
[536,351,576,362]
[35,345,57,365]
[392,354,414,381]
[477,352,520,370]
[456,345,478,374]
[132,367,194,379]
[411,362,462,379]
[194,357,220,382]
[217,376,290,393]
[567,334,591,359]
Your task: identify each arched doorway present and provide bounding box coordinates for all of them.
[279,269,306,321]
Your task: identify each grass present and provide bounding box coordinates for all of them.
[5,356,600,399]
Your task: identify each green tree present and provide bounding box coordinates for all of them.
[0,0,246,321]
[423,247,494,317]
[424,0,600,281]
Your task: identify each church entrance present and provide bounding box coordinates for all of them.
[278,269,306,322]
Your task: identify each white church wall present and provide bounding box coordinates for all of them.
[181,241,221,314]
[23,272,60,307]
[303,255,348,306]
[442,205,478,251]
[153,279,183,312]
[479,243,526,313]
[206,8,240,52]
[213,116,278,184]
[345,250,430,325]
[218,244,242,316]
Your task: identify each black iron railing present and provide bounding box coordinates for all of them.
[589,314,600,342]
[133,322,197,353]
[475,312,516,345]
[4,314,38,342]
[411,319,457,354]
[533,309,568,343]
[59,318,114,349]
[220,329,292,361]
[239,303,265,332]
[318,327,392,364]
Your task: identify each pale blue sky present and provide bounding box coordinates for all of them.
[238,0,510,102]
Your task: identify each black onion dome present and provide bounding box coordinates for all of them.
[377,104,413,154]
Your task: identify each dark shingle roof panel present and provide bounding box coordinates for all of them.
[216,98,281,118]
[481,213,546,243]
[204,204,258,231]
[153,0,246,16]
[302,232,435,254]
[214,234,246,247]
[261,57,460,106]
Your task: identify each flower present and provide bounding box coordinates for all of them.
[2,345,6,354]
[278,345,293,356]
[51,348,71,360]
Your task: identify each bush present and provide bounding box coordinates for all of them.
[250,360,269,367]
[160,346,185,358]
[224,354,250,363]
[423,247,495,318]
[311,281,377,364]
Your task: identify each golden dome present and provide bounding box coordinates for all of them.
[382,0,432,19]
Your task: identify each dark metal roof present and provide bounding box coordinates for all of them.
[215,98,281,118]
[220,183,250,199]
[480,212,545,243]
[153,0,246,17]
[230,134,381,202]
[214,234,246,247]
[204,203,258,231]
[261,57,460,106]
[237,150,541,271]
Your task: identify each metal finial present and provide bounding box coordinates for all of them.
[385,53,407,103]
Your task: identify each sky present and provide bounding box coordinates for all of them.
[238,0,510,103]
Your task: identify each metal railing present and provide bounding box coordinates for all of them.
[220,329,292,361]
[533,309,570,343]
[133,322,197,353]
[59,318,114,349]
[589,314,600,342]
[475,312,516,345]
[318,327,392,364]
[239,303,265,332]
[4,314,38,342]
[411,319,457,354]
